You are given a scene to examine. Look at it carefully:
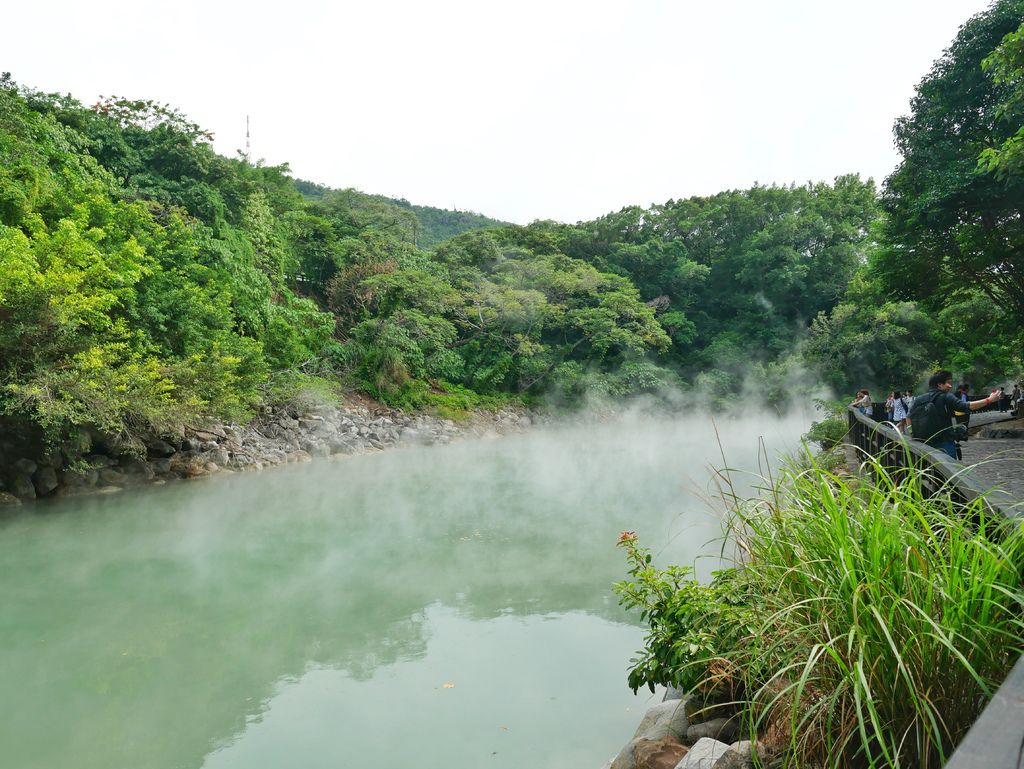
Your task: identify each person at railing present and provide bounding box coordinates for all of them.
[909,371,1000,459]
[885,392,896,421]
[850,389,871,415]
[892,390,912,433]
[952,383,971,444]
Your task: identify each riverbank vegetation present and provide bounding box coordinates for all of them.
[616,453,1024,768]
[1,0,1022,456]
[612,7,1024,764]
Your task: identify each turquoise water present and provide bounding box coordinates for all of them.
[0,414,801,768]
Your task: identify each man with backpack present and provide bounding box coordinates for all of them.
[909,370,1001,459]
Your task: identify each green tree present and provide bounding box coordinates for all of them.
[881,0,1024,320]
[979,20,1024,178]
[804,273,941,394]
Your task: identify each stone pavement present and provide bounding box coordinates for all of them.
[959,412,1024,516]
[966,410,1017,429]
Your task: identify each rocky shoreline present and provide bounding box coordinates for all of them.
[603,690,768,769]
[0,400,541,506]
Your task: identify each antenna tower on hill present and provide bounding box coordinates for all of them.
[245,115,251,163]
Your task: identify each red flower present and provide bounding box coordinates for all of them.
[618,531,637,542]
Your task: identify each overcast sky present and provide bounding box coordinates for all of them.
[5,0,995,224]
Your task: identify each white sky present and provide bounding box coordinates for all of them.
[4,0,995,224]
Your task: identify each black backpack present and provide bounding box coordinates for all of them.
[909,390,952,443]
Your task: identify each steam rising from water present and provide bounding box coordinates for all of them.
[0,409,810,769]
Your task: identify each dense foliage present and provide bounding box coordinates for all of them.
[293,178,508,249]
[0,84,278,444]
[616,456,1024,768]
[0,78,669,445]
[2,0,1021,449]
[806,0,1024,392]
[0,74,882,450]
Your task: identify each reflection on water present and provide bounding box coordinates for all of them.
[202,606,646,769]
[0,413,803,769]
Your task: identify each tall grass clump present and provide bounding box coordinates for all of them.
[616,452,1024,769]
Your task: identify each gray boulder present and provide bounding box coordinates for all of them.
[13,458,38,475]
[259,424,282,440]
[32,466,59,496]
[307,442,331,458]
[674,738,729,768]
[663,685,688,702]
[328,438,356,455]
[62,467,98,488]
[400,428,422,443]
[146,439,177,457]
[149,459,173,475]
[98,468,127,486]
[712,741,760,769]
[686,717,738,744]
[633,699,691,741]
[611,740,637,769]
[121,459,155,478]
[209,448,232,466]
[9,473,36,500]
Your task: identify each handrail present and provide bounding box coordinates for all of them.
[846,407,1023,768]
[846,407,1020,519]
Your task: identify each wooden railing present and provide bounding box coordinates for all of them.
[846,407,1024,768]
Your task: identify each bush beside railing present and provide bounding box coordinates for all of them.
[846,407,1024,769]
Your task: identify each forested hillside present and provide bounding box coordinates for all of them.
[293,178,508,249]
[0,0,1021,455]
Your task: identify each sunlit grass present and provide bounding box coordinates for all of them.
[618,450,1024,769]
[729,452,1024,768]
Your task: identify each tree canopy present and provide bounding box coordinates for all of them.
[807,0,1024,393]
[3,0,1023,455]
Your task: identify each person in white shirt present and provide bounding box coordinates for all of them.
[850,389,871,415]
[892,391,912,432]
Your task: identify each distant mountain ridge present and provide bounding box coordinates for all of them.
[293,178,508,249]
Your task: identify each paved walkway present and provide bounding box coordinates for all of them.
[965,410,1017,429]
[960,412,1024,516]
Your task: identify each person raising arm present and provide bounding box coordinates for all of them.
[909,370,1000,459]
